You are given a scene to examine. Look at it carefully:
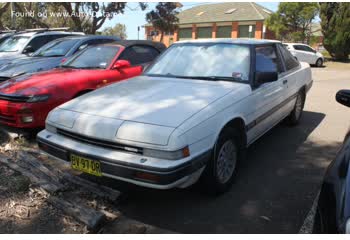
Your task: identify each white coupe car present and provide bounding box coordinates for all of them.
[38,39,313,194]
[283,43,324,67]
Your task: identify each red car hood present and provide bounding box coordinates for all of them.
[0,68,104,94]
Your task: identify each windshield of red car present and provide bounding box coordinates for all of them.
[145,43,251,82]
[33,39,79,57]
[61,45,120,69]
[0,36,30,52]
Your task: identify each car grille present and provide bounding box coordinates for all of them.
[0,113,16,123]
[0,93,30,102]
[56,128,143,154]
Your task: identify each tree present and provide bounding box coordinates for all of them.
[320,2,350,61]
[265,2,319,43]
[146,2,180,43]
[0,3,10,29]
[55,2,147,34]
[101,23,127,39]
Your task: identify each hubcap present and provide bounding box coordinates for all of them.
[295,94,303,119]
[317,59,322,67]
[216,140,237,184]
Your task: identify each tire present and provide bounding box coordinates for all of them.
[200,127,243,195]
[315,58,323,67]
[286,90,305,126]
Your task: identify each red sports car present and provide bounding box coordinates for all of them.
[0,40,166,129]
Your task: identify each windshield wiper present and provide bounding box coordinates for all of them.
[34,54,64,57]
[78,66,105,69]
[174,75,242,82]
[60,65,80,69]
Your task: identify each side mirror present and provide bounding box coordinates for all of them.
[336,90,350,107]
[112,60,131,70]
[23,45,35,54]
[255,71,278,85]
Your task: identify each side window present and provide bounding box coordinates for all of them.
[293,45,304,51]
[278,44,300,71]
[119,45,160,66]
[304,46,315,53]
[27,36,51,52]
[255,45,283,73]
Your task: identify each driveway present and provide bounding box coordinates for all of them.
[93,64,350,233]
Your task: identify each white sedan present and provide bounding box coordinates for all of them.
[284,43,324,67]
[38,39,313,195]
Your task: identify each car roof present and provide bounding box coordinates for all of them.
[97,40,167,52]
[284,43,310,46]
[13,31,83,38]
[50,35,120,42]
[175,38,281,45]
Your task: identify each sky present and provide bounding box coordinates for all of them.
[101,2,280,40]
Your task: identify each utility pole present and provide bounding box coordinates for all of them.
[137,26,140,40]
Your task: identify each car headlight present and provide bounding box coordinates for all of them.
[143,146,190,160]
[46,123,57,133]
[27,94,51,103]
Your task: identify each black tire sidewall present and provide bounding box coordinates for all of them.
[200,127,241,195]
[316,58,323,67]
[287,91,305,125]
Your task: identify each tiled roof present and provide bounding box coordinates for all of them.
[177,2,272,24]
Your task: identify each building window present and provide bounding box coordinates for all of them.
[197,27,212,39]
[178,28,192,40]
[217,26,232,38]
[238,25,256,38]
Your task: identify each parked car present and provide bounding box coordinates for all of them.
[37,39,313,194]
[0,40,166,129]
[283,43,324,67]
[0,29,84,66]
[0,35,120,82]
[313,89,350,233]
[0,31,15,46]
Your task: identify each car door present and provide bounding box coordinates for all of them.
[302,45,318,64]
[247,44,289,143]
[277,43,301,98]
[292,45,308,62]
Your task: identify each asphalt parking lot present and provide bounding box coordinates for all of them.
[90,63,350,234]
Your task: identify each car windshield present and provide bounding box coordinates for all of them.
[0,36,30,52]
[145,43,251,82]
[61,45,119,69]
[33,39,79,57]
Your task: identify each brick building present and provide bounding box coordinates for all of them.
[145,2,276,46]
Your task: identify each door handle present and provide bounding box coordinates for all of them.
[283,79,288,85]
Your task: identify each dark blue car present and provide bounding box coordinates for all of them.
[0,35,120,81]
[313,89,350,233]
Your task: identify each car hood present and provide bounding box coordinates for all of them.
[0,57,62,78]
[0,68,103,94]
[57,76,246,128]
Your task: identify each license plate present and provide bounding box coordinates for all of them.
[70,154,102,177]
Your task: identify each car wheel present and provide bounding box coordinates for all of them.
[286,90,305,126]
[316,58,323,67]
[200,127,242,195]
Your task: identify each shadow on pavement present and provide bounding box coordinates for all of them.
[86,111,338,233]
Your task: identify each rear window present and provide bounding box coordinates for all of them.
[278,44,300,71]
[33,39,79,57]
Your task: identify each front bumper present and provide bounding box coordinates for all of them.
[37,130,211,189]
[0,100,50,128]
